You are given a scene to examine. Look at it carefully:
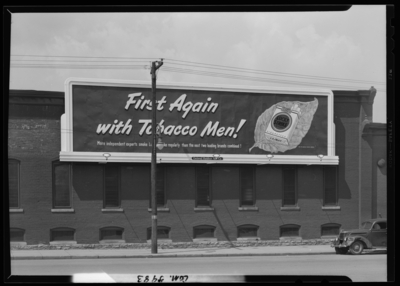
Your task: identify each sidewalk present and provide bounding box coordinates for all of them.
[11,245,335,260]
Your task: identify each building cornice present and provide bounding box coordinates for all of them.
[332,87,377,104]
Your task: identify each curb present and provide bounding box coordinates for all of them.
[11,251,335,260]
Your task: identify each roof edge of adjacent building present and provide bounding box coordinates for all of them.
[9,89,64,98]
[332,86,377,103]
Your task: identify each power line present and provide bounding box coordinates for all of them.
[11,59,150,63]
[10,62,384,91]
[11,54,157,60]
[11,63,149,70]
[11,54,386,85]
[10,55,385,91]
[163,58,386,85]
[160,66,385,91]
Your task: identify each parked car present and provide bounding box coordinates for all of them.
[331,218,387,255]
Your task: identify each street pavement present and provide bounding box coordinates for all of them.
[10,244,336,260]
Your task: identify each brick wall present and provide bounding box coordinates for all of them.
[8,89,377,245]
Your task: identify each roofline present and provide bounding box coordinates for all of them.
[9,89,64,98]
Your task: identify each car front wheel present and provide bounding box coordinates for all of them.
[349,241,364,255]
[335,247,349,254]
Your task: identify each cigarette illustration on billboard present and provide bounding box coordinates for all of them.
[249,98,319,153]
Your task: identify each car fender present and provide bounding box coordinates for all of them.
[350,236,373,249]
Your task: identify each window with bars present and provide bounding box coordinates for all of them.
[321,223,341,237]
[100,227,124,241]
[52,161,71,208]
[193,225,215,238]
[282,166,297,206]
[280,224,300,238]
[50,227,75,241]
[8,159,20,208]
[147,226,171,240]
[324,166,338,206]
[104,164,120,208]
[196,166,211,207]
[237,225,259,238]
[240,166,255,206]
[10,228,25,242]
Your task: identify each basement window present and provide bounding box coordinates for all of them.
[50,227,76,245]
[10,228,25,242]
[237,224,260,241]
[193,225,217,242]
[147,226,172,243]
[321,223,341,238]
[99,227,124,244]
[280,224,301,241]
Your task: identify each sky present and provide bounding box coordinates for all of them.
[8,6,387,123]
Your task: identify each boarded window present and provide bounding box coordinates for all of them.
[193,225,215,238]
[50,228,75,241]
[104,164,120,208]
[8,159,20,208]
[196,166,210,207]
[147,226,170,240]
[282,166,297,206]
[240,167,255,206]
[321,223,341,237]
[238,225,258,238]
[324,166,337,206]
[53,162,71,208]
[10,228,25,242]
[280,224,300,237]
[100,227,123,240]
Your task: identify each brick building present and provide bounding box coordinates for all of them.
[8,80,386,246]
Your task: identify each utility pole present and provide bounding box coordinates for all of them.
[150,59,163,254]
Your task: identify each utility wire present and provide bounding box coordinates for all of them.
[163,58,386,85]
[160,66,385,91]
[11,59,150,63]
[11,54,385,85]
[11,64,149,70]
[10,62,385,91]
[11,54,157,60]
[10,55,385,90]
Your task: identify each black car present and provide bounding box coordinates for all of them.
[331,218,387,255]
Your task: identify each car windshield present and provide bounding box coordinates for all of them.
[361,222,373,229]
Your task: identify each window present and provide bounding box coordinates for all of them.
[100,227,124,241]
[150,165,166,207]
[240,166,255,206]
[52,161,72,208]
[8,159,20,208]
[103,164,120,208]
[147,226,171,240]
[10,228,25,242]
[373,222,387,230]
[50,227,75,241]
[193,225,215,239]
[237,225,259,238]
[282,166,297,206]
[321,223,341,237]
[324,166,337,206]
[280,224,300,238]
[196,166,211,207]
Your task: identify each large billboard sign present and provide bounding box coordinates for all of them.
[60,78,338,165]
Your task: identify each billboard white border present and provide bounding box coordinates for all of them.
[60,78,338,165]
